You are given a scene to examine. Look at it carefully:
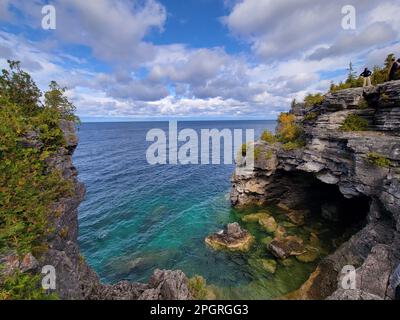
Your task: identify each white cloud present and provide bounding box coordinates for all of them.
[224,0,388,61]
[0,0,12,21]
[9,0,166,64]
[1,0,399,119]
[308,22,398,60]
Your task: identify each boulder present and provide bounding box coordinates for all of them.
[274,225,286,239]
[138,269,193,300]
[19,253,39,273]
[249,258,277,274]
[205,223,254,252]
[259,216,278,233]
[286,210,306,226]
[268,236,305,259]
[296,245,320,263]
[241,212,270,223]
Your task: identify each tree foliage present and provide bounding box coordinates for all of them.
[45,81,78,122]
[0,61,77,299]
[304,93,324,108]
[276,113,305,150]
[0,60,42,115]
[330,54,397,92]
[340,114,368,132]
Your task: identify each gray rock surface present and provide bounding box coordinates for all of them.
[231,81,400,300]
[1,120,193,300]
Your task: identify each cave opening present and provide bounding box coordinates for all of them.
[272,170,371,229]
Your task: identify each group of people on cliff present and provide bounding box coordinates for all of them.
[360,57,400,87]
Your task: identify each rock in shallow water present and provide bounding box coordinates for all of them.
[241,212,270,223]
[205,222,254,252]
[259,216,278,233]
[249,258,277,274]
[296,245,320,263]
[268,235,306,259]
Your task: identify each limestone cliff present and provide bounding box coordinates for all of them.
[0,119,192,300]
[231,81,400,300]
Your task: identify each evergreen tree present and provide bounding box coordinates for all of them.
[0,60,42,115]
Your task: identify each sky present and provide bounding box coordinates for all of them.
[0,0,400,121]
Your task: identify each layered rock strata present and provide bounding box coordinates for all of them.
[231,81,400,300]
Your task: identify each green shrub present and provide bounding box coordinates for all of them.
[357,99,369,109]
[282,140,306,151]
[260,130,276,143]
[367,152,391,168]
[340,114,368,132]
[276,113,305,150]
[303,112,318,122]
[0,61,76,299]
[304,93,324,108]
[277,113,303,143]
[0,60,41,116]
[265,150,274,160]
[0,272,58,300]
[45,81,79,122]
[254,146,262,160]
[188,275,208,300]
[380,93,390,102]
[0,98,74,255]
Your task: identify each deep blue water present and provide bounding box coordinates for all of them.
[74,120,325,299]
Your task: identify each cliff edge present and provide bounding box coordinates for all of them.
[231,81,400,300]
[0,119,192,300]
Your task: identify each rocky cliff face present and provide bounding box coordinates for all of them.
[1,119,192,300]
[49,121,193,300]
[231,81,400,300]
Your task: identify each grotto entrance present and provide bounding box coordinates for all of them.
[270,170,371,229]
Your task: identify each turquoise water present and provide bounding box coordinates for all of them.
[74,121,342,299]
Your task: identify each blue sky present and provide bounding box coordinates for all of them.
[1,0,400,121]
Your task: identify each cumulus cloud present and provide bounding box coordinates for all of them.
[0,0,12,21]
[224,0,385,61]
[1,0,399,119]
[308,22,398,60]
[9,0,166,64]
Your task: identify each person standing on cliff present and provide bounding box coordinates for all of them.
[360,68,372,87]
[389,59,400,81]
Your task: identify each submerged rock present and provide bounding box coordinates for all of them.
[231,82,400,299]
[286,210,307,226]
[259,216,278,233]
[296,245,320,263]
[249,258,277,274]
[268,236,305,259]
[274,225,286,239]
[260,259,277,274]
[205,223,254,252]
[241,212,270,223]
[261,236,274,246]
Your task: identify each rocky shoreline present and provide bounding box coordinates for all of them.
[0,119,193,300]
[231,81,400,299]
[2,82,399,300]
